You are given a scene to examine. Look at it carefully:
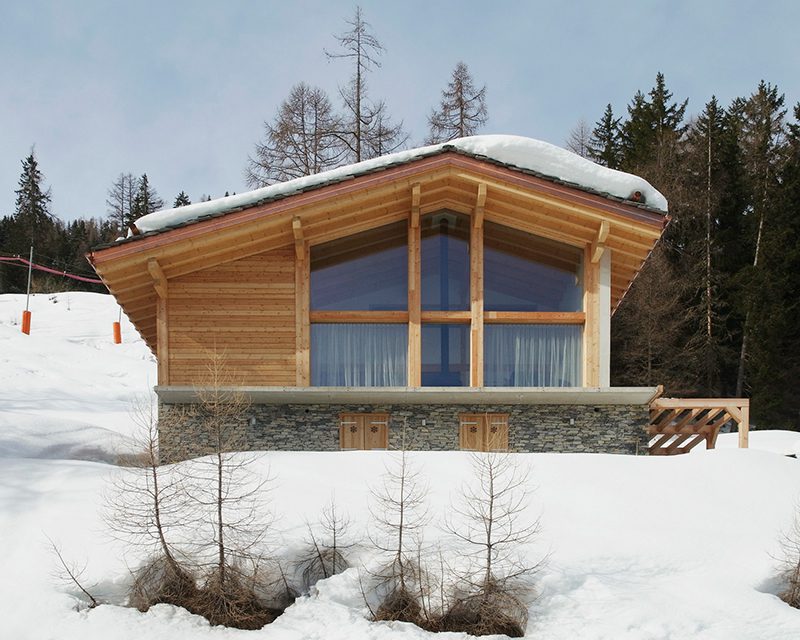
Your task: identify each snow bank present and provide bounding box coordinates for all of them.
[708,430,800,457]
[0,292,156,461]
[131,135,668,236]
[2,450,800,639]
[2,291,800,638]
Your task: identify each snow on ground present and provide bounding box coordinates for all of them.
[131,135,668,236]
[0,292,156,461]
[1,292,800,639]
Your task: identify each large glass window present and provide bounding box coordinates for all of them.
[484,222,583,312]
[311,221,407,310]
[484,324,582,387]
[421,324,470,386]
[421,211,470,311]
[311,324,407,386]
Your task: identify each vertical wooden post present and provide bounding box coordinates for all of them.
[148,258,170,386]
[470,185,485,387]
[408,185,421,386]
[583,246,600,387]
[295,239,310,386]
[738,403,750,449]
[156,297,169,385]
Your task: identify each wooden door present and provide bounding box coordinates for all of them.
[459,413,509,451]
[339,413,390,450]
[364,414,389,449]
[339,414,364,450]
[485,414,509,451]
[459,414,485,451]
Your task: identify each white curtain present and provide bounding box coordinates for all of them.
[311,324,407,386]
[485,324,582,387]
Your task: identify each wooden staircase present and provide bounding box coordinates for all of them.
[648,398,750,456]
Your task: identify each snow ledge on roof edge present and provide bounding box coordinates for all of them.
[129,134,668,239]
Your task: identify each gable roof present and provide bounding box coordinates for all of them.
[96,135,667,250]
[88,136,669,351]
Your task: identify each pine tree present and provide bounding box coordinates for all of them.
[129,174,164,223]
[173,191,191,207]
[426,62,488,144]
[588,104,622,169]
[731,81,787,398]
[326,7,406,162]
[12,150,54,245]
[246,83,344,187]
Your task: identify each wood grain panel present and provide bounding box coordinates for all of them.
[168,247,296,385]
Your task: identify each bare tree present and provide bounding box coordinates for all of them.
[326,6,407,162]
[106,173,137,234]
[366,425,431,626]
[246,83,345,187]
[426,62,488,144]
[182,352,276,629]
[566,119,592,158]
[297,495,354,592]
[104,398,198,612]
[442,452,542,637]
[48,537,100,609]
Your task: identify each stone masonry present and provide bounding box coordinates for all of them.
[158,402,650,463]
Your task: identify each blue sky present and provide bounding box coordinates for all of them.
[1,0,798,222]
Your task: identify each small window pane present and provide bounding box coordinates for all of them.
[484,222,583,312]
[312,324,407,386]
[421,211,470,311]
[311,221,407,311]
[422,324,470,386]
[484,324,582,387]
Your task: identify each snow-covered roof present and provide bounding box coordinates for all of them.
[128,134,668,239]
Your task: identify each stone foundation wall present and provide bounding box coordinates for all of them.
[158,402,650,463]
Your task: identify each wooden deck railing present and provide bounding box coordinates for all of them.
[648,398,750,456]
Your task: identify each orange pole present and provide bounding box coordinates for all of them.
[112,321,122,344]
[21,310,31,335]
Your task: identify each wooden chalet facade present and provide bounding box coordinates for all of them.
[88,137,682,461]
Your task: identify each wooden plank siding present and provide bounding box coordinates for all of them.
[167,247,297,385]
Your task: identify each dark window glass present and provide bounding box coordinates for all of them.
[484,324,582,387]
[421,211,470,311]
[311,324,407,386]
[311,221,407,310]
[421,324,470,386]
[484,222,583,312]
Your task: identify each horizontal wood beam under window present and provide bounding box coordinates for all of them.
[421,310,472,323]
[483,311,585,324]
[310,311,409,323]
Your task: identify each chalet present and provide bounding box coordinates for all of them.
[87,135,748,461]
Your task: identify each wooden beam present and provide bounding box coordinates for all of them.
[411,183,421,228]
[157,297,169,385]
[147,258,168,299]
[470,203,484,386]
[408,217,421,386]
[591,221,610,264]
[295,241,310,385]
[652,398,750,409]
[310,311,409,323]
[583,245,600,386]
[293,217,304,261]
[421,311,472,323]
[483,311,585,324]
[739,404,750,449]
[474,182,487,228]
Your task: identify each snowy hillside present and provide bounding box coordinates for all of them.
[1,292,800,639]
